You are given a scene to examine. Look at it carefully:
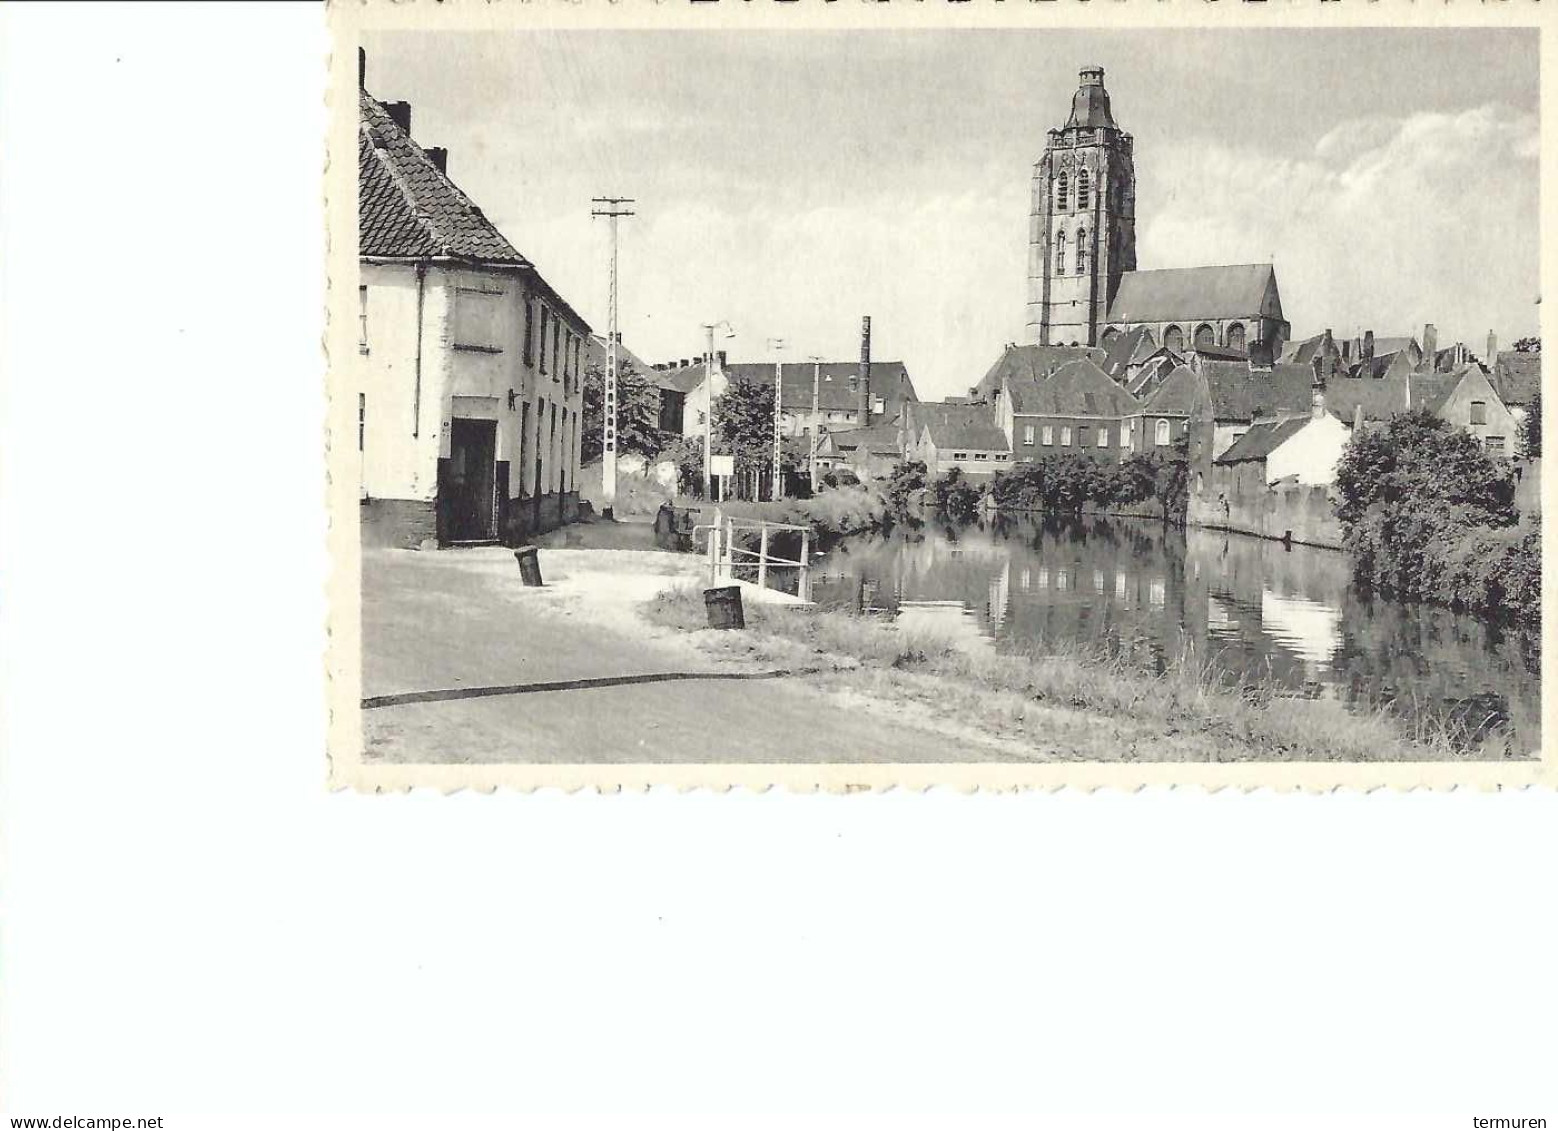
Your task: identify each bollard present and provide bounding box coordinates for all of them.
[703,585,745,630]
[514,546,544,587]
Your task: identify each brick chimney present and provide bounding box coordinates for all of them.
[358,47,366,90]
[1487,330,1499,367]
[1362,330,1374,361]
[1421,323,1438,372]
[424,146,448,174]
[384,101,412,135]
[858,316,872,423]
[1320,329,1336,381]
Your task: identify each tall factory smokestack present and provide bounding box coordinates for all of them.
[858,316,872,424]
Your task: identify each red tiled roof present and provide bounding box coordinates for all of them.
[359,87,590,331]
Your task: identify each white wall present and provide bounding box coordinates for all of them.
[356,262,587,507]
[1266,414,1350,486]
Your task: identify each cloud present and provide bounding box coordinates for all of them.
[1141,104,1539,348]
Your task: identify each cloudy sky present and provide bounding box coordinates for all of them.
[364,29,1539,401]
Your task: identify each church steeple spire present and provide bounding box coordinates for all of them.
[1026,67,1136,347]
[1065,66,1116,130]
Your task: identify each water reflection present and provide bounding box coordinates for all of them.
[811,515,1540,754]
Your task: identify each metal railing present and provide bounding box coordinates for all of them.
[691,509,814,601]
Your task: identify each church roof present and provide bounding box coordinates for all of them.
[1105,264,1281,326]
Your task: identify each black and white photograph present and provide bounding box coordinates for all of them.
[339,24,1545,781]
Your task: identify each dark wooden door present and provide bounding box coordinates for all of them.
[444,418,498,541]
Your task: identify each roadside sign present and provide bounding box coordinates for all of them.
[710,454,735,477]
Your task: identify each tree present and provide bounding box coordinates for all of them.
[1334,410,1516,531]
[1519,387,1542,459]
[1512,336,1541,353]
[580,358,669,464]
[931,467,982,520]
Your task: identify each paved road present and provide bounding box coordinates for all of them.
[360,547,1033,764]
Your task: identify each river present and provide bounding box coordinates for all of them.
[806,514,1541,754]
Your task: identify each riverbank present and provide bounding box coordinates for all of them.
[641,585,1527,762]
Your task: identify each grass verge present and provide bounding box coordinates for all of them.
[642,585,1522,762]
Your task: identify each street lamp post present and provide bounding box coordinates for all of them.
[806,353,824,487]
[699,321,734,500]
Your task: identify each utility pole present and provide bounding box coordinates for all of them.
[806,354,824,487]
[767,338,786,500]
[591,195,635,520]
[700,320,734,500]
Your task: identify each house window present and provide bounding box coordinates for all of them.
[1119,423,1129,447]
[1485,435,1506,455]
[523,299,534,366]
[1077,425,1090,446]
[995,453,1009,461]
[1155,419,1170,446]
[1076,228,1087,276]
[953,452,969,460]
[1055,172,1068,211]
[1042,425,1054,446]
[552,320,561,381]
[452,286,504,352]
[1055,231,1067,275]
[872,396,885,415]
[1023,425,1036,446]
[1470,400,1488,425]
[358,286,368,351]
[538,308,549,372]
[1060,426,1072,447]
[1078,169,1091,211]
[973,452,989,461]
[1097,427,1109,449]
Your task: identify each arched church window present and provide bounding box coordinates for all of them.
[1055,172,1068,211]
[1194,324,1216,350]
[1075,228,1087,275]
[1226,322,1247,352]
[1163,325,1184,353]
[1055,231,1066,275]
[1078,169,1091,211]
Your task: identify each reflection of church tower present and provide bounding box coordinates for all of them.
[1026,67,1137,347]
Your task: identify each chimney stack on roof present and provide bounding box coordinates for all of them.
[384,101,412,135]
[858,316,872,423]
[1362,330,1375,362]
[679,358,688,368]
[1487,331,1499,367]
[1421,323,1438,372]
[1321,329,1336,381]
[358,47,367,90]
[424,146,448,175]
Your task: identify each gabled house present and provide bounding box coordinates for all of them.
[653,356,918,440]
[814,423,904,481]
[1133,364,1200,454]
[1492,348,1541,432]
[993,355,1142,463]
[356,53,591,548]
[1324,363,1519,457]
[905,405,1012,477]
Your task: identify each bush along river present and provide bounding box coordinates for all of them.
[800,513,1540,755]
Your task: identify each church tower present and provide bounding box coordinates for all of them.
[1026,67,1137,347]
